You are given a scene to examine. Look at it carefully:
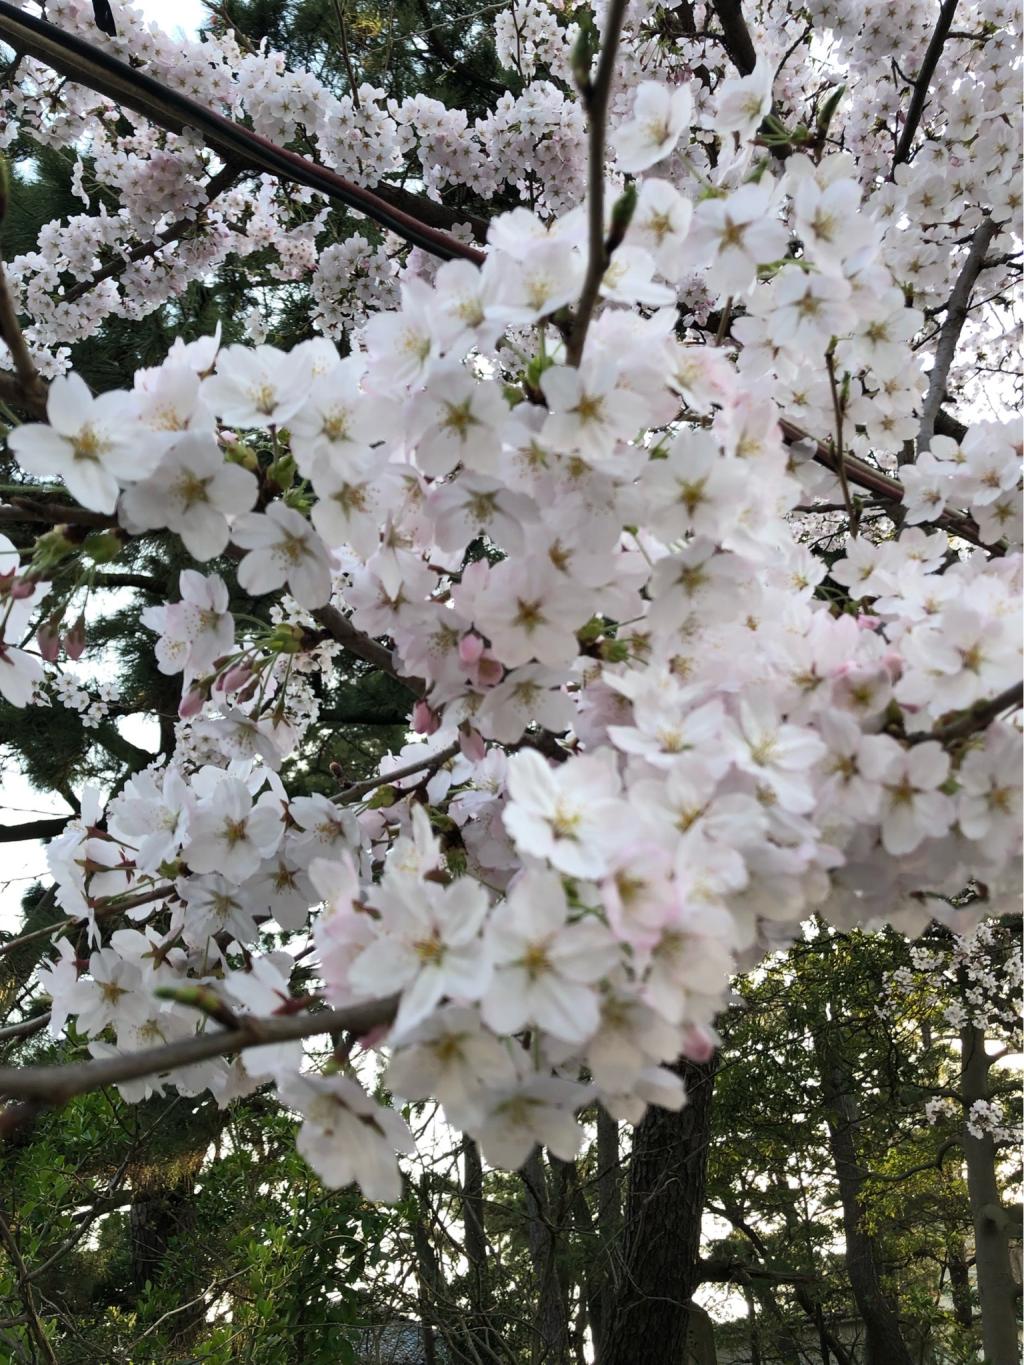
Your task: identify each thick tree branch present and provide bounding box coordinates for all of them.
[0,262,46,415]
[916,215,999,456]
[710,0,757,75]
[0,995,399,1116]
[0,1,484,266]
[907,681,1023,745]
[0,816,70,843]
[313,605,423,697]
[891,0,961,170]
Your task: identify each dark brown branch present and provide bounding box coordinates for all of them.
[778,417,996,553]
[0,498,117,529]
[313,605,424,697]
[891,0,961,170]
[0,995,398,1116]
[907,682,1023,745]
[710,0,757,74]
[0,1,484,265]
[0,263,47,416]
[0,816,71,843]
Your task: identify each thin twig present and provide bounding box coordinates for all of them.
[330,0,361,110]
[824,348,855,529]
[0,1203,57,1365]
[566,0,632,367]
[337,740,461,802]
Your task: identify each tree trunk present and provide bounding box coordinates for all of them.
[946,1242,972,1329]
[601,1056,717,1365]
[522,1149,571,1365]
[960,1023,1020,1365]
[461,1137,504,1365]
[817,1052,915,1365]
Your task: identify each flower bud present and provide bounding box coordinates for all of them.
[459,631,485,665]
[412,699,440,735]
[459,725,486,764]
[36,619,62,662]
[178,686,206,719]
[63,614,87,661]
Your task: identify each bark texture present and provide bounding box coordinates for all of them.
[601,1056,717,1365]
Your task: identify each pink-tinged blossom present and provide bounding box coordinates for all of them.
[233,502,332,608]
[481,869,619,1043]
[119,433,257,559]
[8,373,159,513]
[613,80,692,173]
[503,750,623,878]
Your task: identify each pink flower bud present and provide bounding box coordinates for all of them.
[178,686,206,719]
[219,663,253,694]
[412,699,440,735]
[8,576,36,600]
[36,621,61,662]
[856,614,881,631]
[63,615,87,661]
[680,1024,717,1064]
[459,631,484,665]
[476,653,504,688]
[459,725,486,763]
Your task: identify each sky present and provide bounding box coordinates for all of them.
[134,0,207,37]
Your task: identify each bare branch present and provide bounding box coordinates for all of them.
[314,604,424,697]
[915,215,999,457]
[0,994,399,1114]
[891,0,961,170]
[907,681,1023,745]
[566,0,632,367]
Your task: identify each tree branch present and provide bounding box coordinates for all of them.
[710,0,757,75]
[62,162,241,305]
[0,262,47,417]
[778,417,995,552]
[915,215,999,456]
[0,995,399,1117]
[313,605,423,697]
[336,740,461,802]
[0,816,70,843]
[907,681,1023,745]
[891,0,961,170]
[0,1,484,266]
[566,0,632,367]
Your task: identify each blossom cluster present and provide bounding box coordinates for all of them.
[0,0,1020,1200]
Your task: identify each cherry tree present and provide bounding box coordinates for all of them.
[0,0,1020,1355]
